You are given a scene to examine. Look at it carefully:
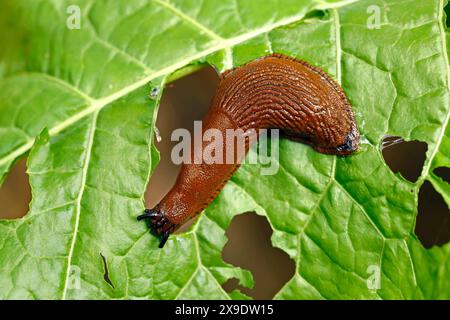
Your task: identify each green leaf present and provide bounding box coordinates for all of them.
[0,0,449,299]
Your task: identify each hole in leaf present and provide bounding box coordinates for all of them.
[0,158,31,219]
[415,181,450,248]
[434,167,450,184]
[222,212,295,300]
[144,65,220,232]
[381,136,427,182]
[100,252,115,289]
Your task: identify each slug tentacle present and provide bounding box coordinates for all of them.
[139,53,360,248]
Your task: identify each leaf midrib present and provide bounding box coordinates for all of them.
[61,110,100,299]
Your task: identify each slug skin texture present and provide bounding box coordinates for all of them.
[138,53,360,248]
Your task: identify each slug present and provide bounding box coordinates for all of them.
[138,53,360,248]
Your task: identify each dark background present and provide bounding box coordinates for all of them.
[0,66,449,299]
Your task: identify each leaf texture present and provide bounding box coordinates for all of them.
[0,0,449,299]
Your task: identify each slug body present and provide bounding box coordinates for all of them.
[138,54,360,247]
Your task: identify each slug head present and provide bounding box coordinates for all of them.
[309,114,360,156]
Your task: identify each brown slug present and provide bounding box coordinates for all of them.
[138,53,360,248]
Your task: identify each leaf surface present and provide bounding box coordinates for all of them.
[0,0,449,299]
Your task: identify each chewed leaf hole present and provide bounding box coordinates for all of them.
[434,167,450,184]
[0,158,31,219]
[100,253,115,289]
[222,212,295,299]
[416,181,450,248]
[381,136,427,183]
[144,66,219,213]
